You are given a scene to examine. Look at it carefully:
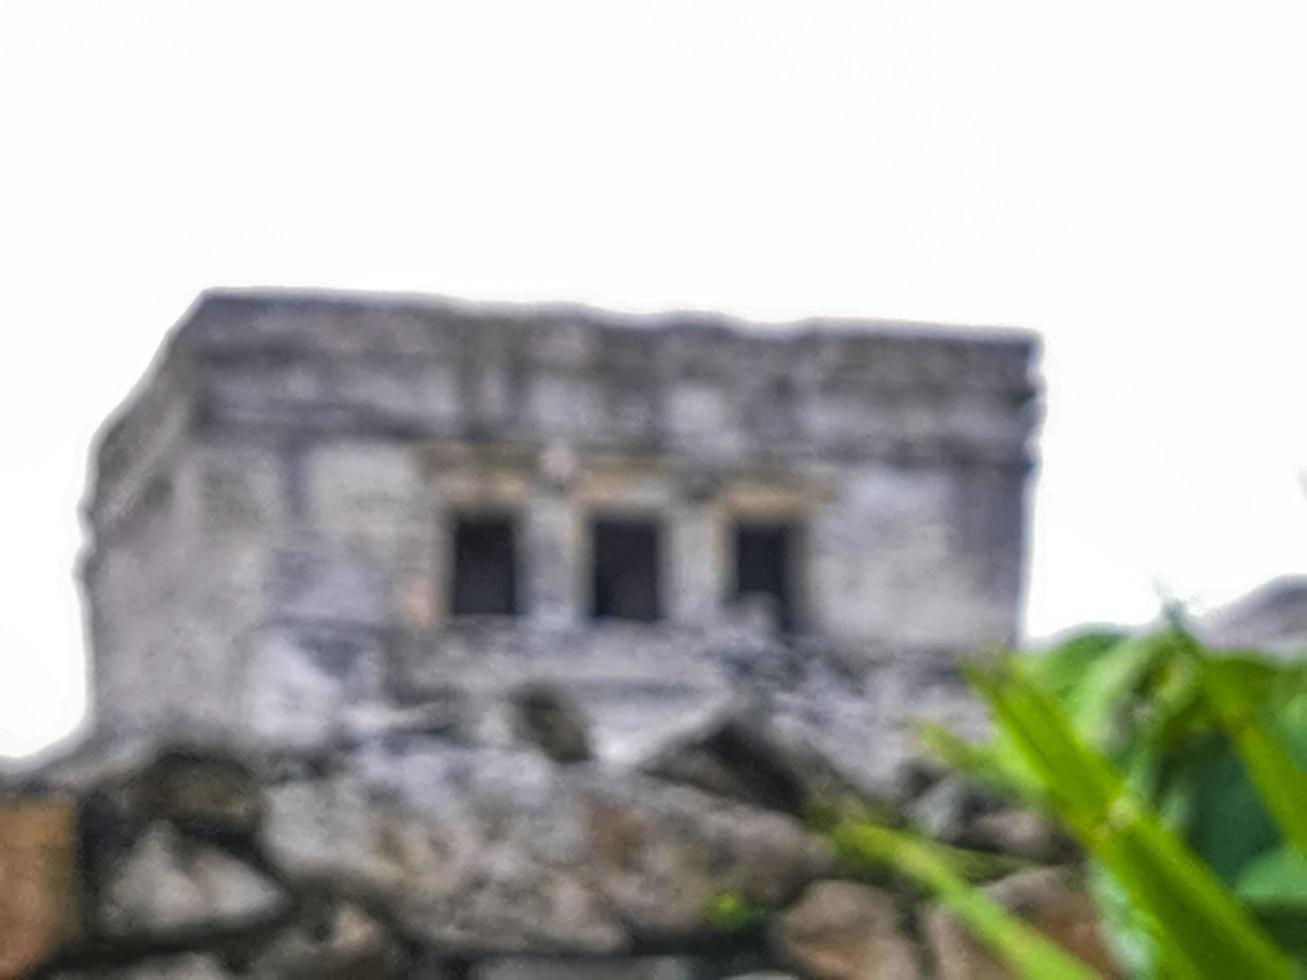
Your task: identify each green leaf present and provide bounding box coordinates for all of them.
[1201,656,1307,858]
[970,658,1295,980]
[1237,847,1307,908]
[916,722,1046,806]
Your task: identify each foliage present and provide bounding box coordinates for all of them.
[705,889,769,933]
[835,630,1307,978]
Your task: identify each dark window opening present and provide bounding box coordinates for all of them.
[591,516,662,622]
[732,521,801,632]
[450,513,520,616]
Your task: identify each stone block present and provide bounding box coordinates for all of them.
[471,956,698,979]
[259,753,834,953]
[965,808,1070,864]
[248,900,410,979]
[52,953,235,979]
[771,880,920,980]
[0,796,79,976]
[98,824,287,938]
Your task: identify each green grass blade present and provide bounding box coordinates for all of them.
[916,721,1046,805]
[831,821,1099,980]
[971,659,1295,980]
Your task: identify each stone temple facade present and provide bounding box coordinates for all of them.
[83,289,1040,763]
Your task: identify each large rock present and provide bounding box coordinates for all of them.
[511,683,593,763]
[259,750,627,955]
[247,899,410,979]
[260,747,834,952]
[0,796,79,976]
[636,703,861,816]
[98,824,288,938]
[52,953,236,979]
[922,868,1119,979]
[471,956,699,979]
[771,880,920,980]
[124,748,263,838]
[964,808,1070,865]
[582,773,835,937]
[905,776,989,845]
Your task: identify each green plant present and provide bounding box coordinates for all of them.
[835,630,1307,978]
[705,889,769,933]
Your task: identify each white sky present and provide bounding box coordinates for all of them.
[3,1,1307,757]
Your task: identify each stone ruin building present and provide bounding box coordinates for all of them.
[1,291,1080,980]
[85,289,1039,761]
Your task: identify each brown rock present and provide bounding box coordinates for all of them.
[0,796,79,976]
[771,880,920,980]
[965,809,1071,864]
[923,868,1119,979]
[128,749,263,837]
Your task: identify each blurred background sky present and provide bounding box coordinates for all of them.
[3,1,1306,756]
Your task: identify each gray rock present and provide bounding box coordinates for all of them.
[770,880,920,980]
[966,808,1071,864]
[260,753,627,955]
[52,953,236,979]
[260,747,834,951]
[511,683,592,763]
[247,899,410,979]
[635,702,860,815]
[572,768,836,938]
[98,825,287,937]
[905,776,985,844]
[126,748,262,837]
[471,956,699,979]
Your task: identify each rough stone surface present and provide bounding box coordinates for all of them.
[259,748,833,952]
[1200,575,1307,655]
[15,292,1059,976]
[52,953,236,980]
[636,703,862,815]
[471,956,700,979]
[771,880,920,980]
[922,868,1119,979]
[511,683,593,763]
[906,776,990,845]
[0,796,79,976]
[0,723,1122,977]
[125,749,262,837]
[246,899,410,979]
[83,290,1039,774]
[99,824,288,937]
[965,808,1070,864]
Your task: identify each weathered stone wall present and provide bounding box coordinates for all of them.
[1,680,1115,979]
[81,289,1038,757]
[0,290,1104,977]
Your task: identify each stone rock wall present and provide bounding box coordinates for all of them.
[82,291,1039,753]
[37,292,1063,977]
[3,687,1111,979]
